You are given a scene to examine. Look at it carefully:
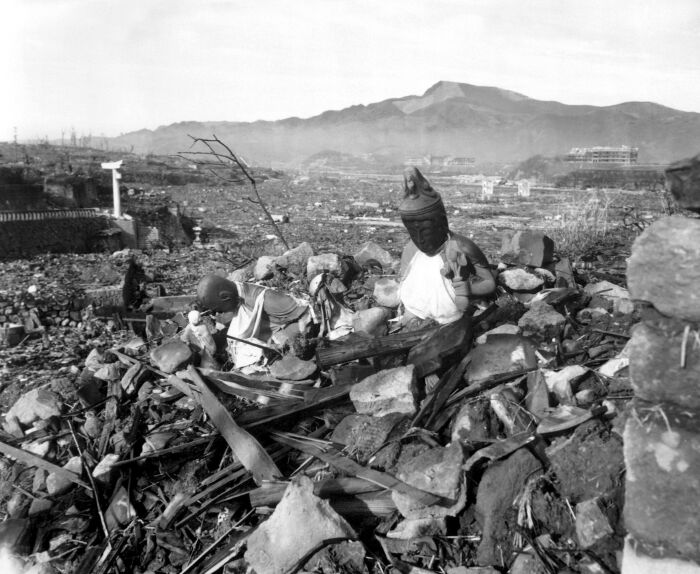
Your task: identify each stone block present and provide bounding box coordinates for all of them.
[5,388,62,427]
[149,340,193,374]
[350,365,418,417]
[624,405,700,562]
[373,277,400,308]
[466,334,538,384]
[628,216,700,321]
[354,241,395,270]
[665,153,700,213]
[501,230,554,267]
[623,535,700,574]
[307,253,342,277]
[576,498,614,549]
[244,476,355,574]
[254,255,276,280]
[628,320,700,409]
[518,302,566,341]
[498,268,544,292]
[275,241,314,269]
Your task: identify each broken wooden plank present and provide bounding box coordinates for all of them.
[407,315,473,378]
[0,439,90,490]
[249,477,382,507]
[186,365,281,485]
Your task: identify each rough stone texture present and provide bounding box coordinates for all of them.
[475,449,543,565]
[392,442,465,519]
[307,253,342,278]
[244,476,355,574]
[354,241,395,270]
[350,365,418,417]
[576,498,614,549]
[518,302,566,341]
[5,388,62,426]
[583,280,634,315]
[498,268,545,292]
[542,365,589,405]
[388,516,446,539]
[475,323,520,344]
[269,355,317,381]
[624,405,700,562]
[352,307,389,336]
[451,400,492,444]
[500,230,554,267]
[665,153,700,213]
[628,320,700,409]
[149,340,193,374]
[254,255,276,280]
[373,277,400,308]
[46,456,82,496]
[274,241,314,269]
[627,216,700,321]
[331,413,405,466]
[466,334,538,384]
[622,536,700,574]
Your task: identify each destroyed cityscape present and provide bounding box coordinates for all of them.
[3,3,700,574]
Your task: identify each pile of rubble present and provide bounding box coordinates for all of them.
[0,229,648,574]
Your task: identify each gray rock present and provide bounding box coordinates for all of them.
[542,365,588,405]
[307,253,342,277]
[275,242,314,270]
[498,268,545,292]
[5,388,62,427]
[46,456,82,496]
[227,262,254,282]
[451,401,492,445]
[352,307,389,336]
[150,340,193,374]
[269,355,317,381]
[254,255,276,280]
[576,498,613,549]
[501,230,554,267]
[628,216,700,321]
[466,334,538,384]
[373,278,400,308]
[584,280,634,315]
[518,302,566,340]
[331,413,405,466]
[354,241,395,270]
[244,476,355,574]
[350,365,418,417]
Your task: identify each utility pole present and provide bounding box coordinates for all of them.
[13,127,18,162]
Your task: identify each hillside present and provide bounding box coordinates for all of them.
[110,81,700,165]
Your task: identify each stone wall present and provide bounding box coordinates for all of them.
[0,210,110,259]
[623,154,700,573]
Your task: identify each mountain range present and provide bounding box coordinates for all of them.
[111,81,700,165]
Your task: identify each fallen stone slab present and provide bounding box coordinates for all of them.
[307,253,342,277]
[354,241,395,270]
[628,320,700,409]
[269,355,317,381]
[373,278,400,308]
[498,268,545,292]
[501,230,554,267]
[350,365,418,417]
[518,302,565,341]
[624,404,700,562]
[628,216,700,321]
[244,476,356,574]
[5,388,63,427]
[466,334,538,384]
[150,340,193,374]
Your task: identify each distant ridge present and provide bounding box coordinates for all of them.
[111,81,700,164]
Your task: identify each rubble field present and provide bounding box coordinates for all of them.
[0,179,676,574]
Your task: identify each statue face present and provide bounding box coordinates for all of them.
[402,215,449,256]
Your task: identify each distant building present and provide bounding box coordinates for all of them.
[403,155,476,170]
[565,146,639,165]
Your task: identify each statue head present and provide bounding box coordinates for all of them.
[399,167,449,255]
[196,274,240,313]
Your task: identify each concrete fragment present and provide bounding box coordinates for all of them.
[46,456,82,496]
[392,442,465,519]
[622,536,700,574]
[92,454,120,485]
[576,498,614,548]
[269,355,317,381]
[149,340,193,374]
[5,388,62,427]
[542,365,588,405]
[244,476,355,574]
[475,449,543,565]
[307,253,342,277]
[274,241,314,269]
[501,230,554,267]
[254,255,276,280]
[352,307,389,336]
[373,277,400,308]
[584,280,634,315]
[518,302,565,341]
[628,216,700,321]
[350,365,417,417]
[624,406,700,562]
[628,320,700,409]
[498,268,545,292]
[354,241,395,270]
[475,323,520,344]
[466,334,538,384]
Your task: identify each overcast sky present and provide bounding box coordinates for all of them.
[3,0,699,142]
